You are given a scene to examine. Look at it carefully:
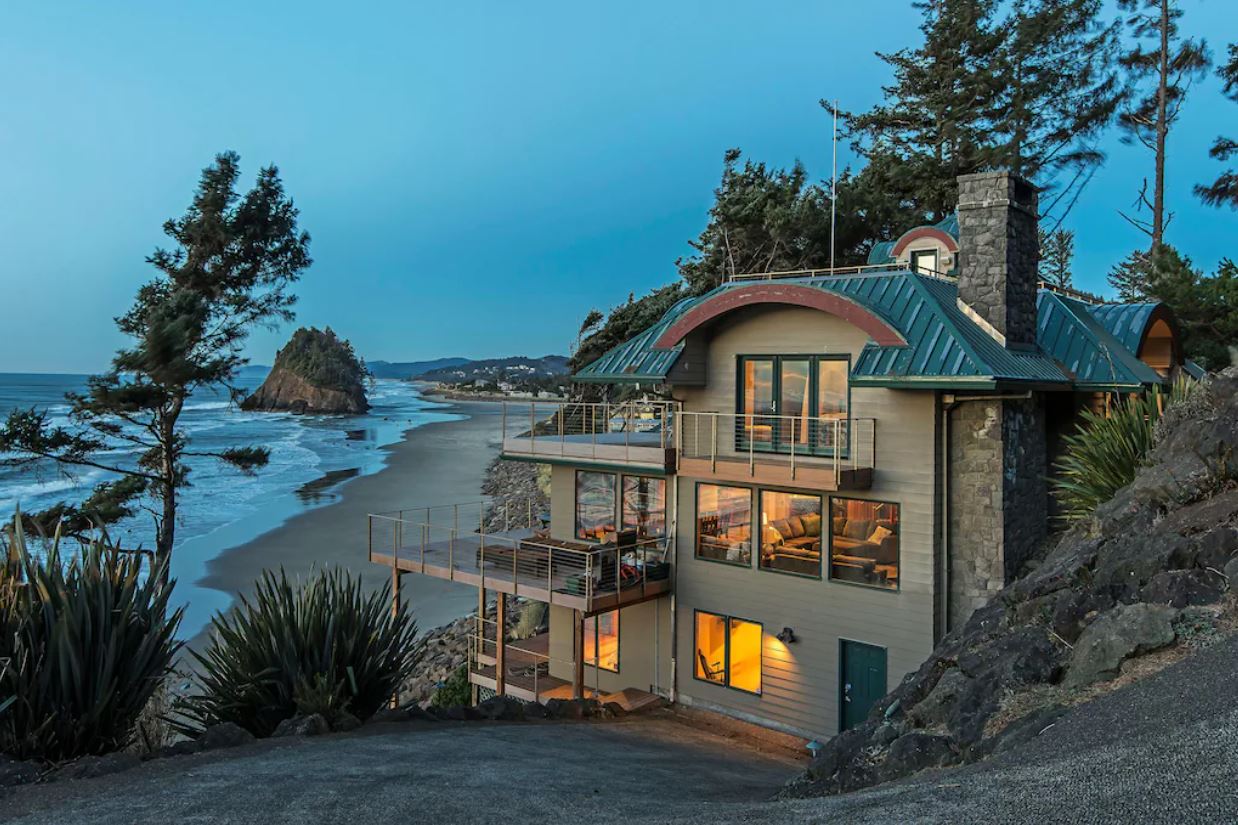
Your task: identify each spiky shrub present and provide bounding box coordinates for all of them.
[0,516,182,761]
[1052,380,1193,522]
[178,568,420,737]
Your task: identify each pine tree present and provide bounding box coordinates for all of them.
[1038,228,1076,289]
[1195,43,1238,209]
[1141,247,1238,369]
[1108,249,1154,300]
[0,153,311,580]
[1116,0,1211,250]
[994,0,1124,225]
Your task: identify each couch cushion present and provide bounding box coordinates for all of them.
[843,519,873,541]
[801,512,822,537]
[785,516,806,538]
[762,524,784,548]
[771,519,793,539]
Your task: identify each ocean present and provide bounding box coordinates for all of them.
[0,372,458,636]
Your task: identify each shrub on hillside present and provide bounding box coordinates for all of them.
[1052,380,1194,522]
[0,514,182,762]
[430,664,471,708]
[178,568,420,736]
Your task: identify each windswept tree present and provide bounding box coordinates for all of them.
[1116,0,1211,250]
[1038,228,1076,289]
[1195,43,1238,209]
[0,152,311,581]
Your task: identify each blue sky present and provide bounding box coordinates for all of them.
[1,1,1233,374]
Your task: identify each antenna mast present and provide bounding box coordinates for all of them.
[830,99,838,270]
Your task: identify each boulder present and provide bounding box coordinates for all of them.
[544,698,599,720]
[0,756,39,787]
[476,696,525,721]
[879,732,957,780]
[523,702,552,720]
[1139,570,1224,608]
[198,722,255,751]
[272,714,331,738]
[1065,603,1178,687]
[906,668,969,729]
[158,739,203,758]
[367,707,412,725]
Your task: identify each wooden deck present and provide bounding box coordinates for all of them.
[370,529,672,614]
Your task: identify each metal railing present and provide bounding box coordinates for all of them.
[367,499,672,609]
[499,399,677,464]
[723,262,956,283]
[675,411,876,478]
[468,615,608,701]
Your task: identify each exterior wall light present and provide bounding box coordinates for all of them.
[776,626,797,644]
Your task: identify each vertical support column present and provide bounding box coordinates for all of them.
[390,565,403,709]
[495,593,507,697]
[472,585,486,706]
[573,609,585,700]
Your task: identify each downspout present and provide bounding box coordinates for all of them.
[939,390,1032,641]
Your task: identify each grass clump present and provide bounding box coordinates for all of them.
[0,513,182,762]
[177,568,420,737]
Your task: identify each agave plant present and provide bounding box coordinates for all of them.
[1052,380,1194,523]
[178,567,420,737]
[0,512,182,762]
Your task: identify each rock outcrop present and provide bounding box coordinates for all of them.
[786,370,1238,798]
[242,327,369,414]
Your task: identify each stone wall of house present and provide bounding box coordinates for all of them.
[956,172,1040,349]
[947,396,1049,628]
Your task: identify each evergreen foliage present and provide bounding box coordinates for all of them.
[0,153,311,580]
[177,568,420,737]
[273,327,367,392]
[0,513,183,762]
[430,665,471,708]
[1195,43,1238,210]
[1116,0,1211,249]
[1038,228,1076,289]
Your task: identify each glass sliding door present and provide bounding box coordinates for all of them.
[779,358,811,451]
[740,358,775,449]
[816,358,850,454]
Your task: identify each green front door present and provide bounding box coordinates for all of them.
[840,640,887,731]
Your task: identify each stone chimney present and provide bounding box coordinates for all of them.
[955,172,1039,350]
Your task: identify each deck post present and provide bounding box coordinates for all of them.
[495,594,507,697]
[573,609,585,700]
[473,586,487,705]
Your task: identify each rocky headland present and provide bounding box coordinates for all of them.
[242,327,369,415]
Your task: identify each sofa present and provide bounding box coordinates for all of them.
[830,515,898,585]
[760,512,822,575]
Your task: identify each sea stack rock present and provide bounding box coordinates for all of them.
[242,327,370,415]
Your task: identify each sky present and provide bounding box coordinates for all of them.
[0,1,1234,374]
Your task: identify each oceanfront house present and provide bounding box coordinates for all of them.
[368,171,1192,740]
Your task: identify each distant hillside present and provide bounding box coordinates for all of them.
[415,355,569,384]
[367,357,470,380]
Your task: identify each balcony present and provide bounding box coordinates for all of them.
[367,500,672,615]
[499,400,676,472]
[674,412,875,490]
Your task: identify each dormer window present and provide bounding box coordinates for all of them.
[910,248,939,276]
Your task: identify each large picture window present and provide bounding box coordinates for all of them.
[829,498,900,590]
[584,610,619,673]
[695,484,752,566]
[575,471,616,541]
[759,490,823,577]
[737,355,850,455]
[694,611,762,694]
[621,476,666,538]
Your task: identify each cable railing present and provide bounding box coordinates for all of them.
[675,411,876,481]
[723,262,956,283]
[499,399,677,465]
[367,500,672,610]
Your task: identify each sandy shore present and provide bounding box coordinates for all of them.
[193,398,503,641]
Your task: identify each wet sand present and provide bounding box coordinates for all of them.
[192,398,503,641]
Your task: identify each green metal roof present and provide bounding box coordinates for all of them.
[575,269,1171,392]
[1086,302,1160,354]
[867,214,959,266]
[1037,292,1163,388]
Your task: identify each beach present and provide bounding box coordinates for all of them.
[192,398,504,641]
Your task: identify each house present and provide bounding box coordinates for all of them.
[368,172,1187,740]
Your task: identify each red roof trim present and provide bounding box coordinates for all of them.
[891,227,959,257]
[651,284,907,349]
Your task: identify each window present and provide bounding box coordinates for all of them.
[758,490,823,577]
[584,610,619,672]
[621,476,666,538]
[694,611,763,694]
[910,248,939,276]
[696,484,752,566]
[575,471,616,541]
[829,498,900,589]
[736,355,849,455]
